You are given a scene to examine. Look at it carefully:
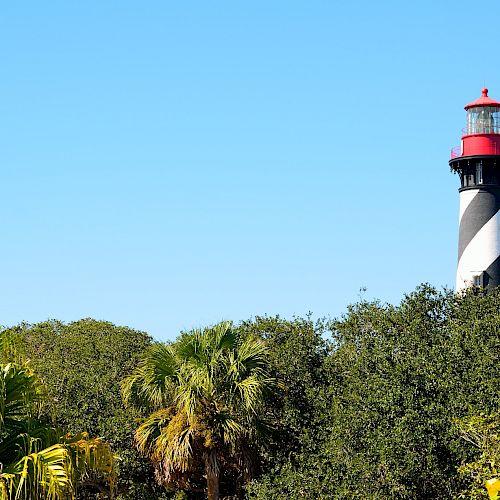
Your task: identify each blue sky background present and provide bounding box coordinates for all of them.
[1,1,498,340]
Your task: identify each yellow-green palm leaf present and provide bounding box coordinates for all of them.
[0,362,116,500]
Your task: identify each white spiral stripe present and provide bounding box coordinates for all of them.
[456,209,500,291]
[459,189,480,222]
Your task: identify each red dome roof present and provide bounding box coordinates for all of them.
[465,88,500,109]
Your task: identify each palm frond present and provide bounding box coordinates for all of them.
[134,407,200,486]
[122,343,178,410]
[234,375,266,414]
[134,408,174,458]
[212,412,244,445]
[0,363,44,436]
[157,411,194,471]
[2,443,72,500]
[62,433,116,495]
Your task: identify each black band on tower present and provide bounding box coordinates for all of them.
[451,157,500,291]
[458,188,500,262]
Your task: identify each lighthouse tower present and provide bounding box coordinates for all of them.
[450,88,500,291]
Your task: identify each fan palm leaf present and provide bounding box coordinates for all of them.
[121,343,178,410]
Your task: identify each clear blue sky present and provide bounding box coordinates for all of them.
[1,1,498,340]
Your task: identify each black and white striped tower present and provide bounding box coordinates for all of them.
[450,88,500,291]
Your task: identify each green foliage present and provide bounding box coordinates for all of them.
[123,321,277,500]
[247,286,500,499]
[238,315,333,499]
[0,319,164,499]
[4,286,500,498]
[0,362,115,499]
[236,316,329,455]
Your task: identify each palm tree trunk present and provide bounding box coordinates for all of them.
[204,450,220,500]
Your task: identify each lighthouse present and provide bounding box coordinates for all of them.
[450,88,500,291]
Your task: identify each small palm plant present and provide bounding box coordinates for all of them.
[0,362,115,499]
[122,321,277,500]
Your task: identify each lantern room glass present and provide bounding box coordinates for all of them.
[467,106,500,134]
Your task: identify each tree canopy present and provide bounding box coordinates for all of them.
[0,319,163,499]
[247,286,500,499]
[3,286,500,498]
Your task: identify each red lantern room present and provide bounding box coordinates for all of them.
[452,88,500,158]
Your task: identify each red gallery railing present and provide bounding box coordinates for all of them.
[451,146,461,159]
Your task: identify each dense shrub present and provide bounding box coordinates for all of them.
[248,286,500,499]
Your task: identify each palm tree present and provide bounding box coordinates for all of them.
[0,362,115,499]
[122,321,277,500]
